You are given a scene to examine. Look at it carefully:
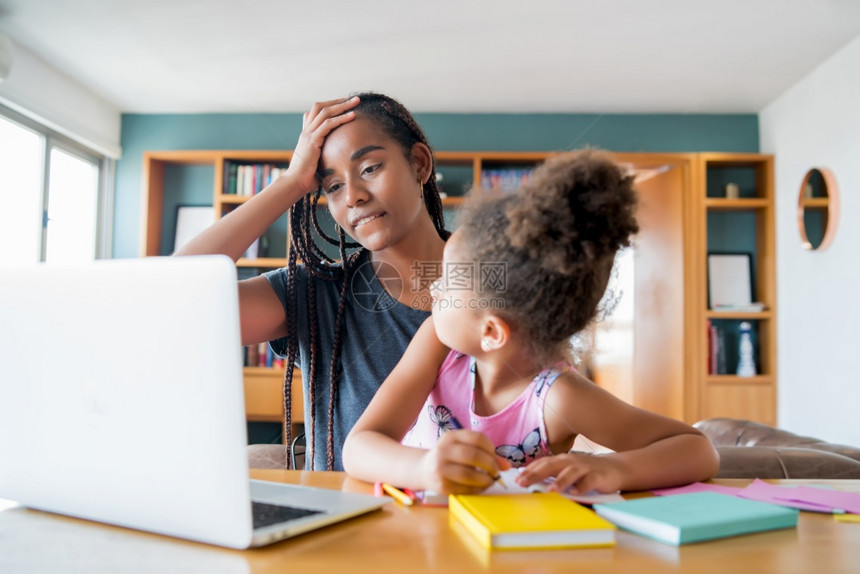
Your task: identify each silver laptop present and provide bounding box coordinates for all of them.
[0,255,387,549]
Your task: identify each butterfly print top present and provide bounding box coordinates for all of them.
[401,350,570,467]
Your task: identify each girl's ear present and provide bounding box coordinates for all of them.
[480,315,511,352]
[410,142,434,184]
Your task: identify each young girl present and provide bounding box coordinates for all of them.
[176,93,449,470]
[343,150,719,495]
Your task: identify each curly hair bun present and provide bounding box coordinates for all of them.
[455,150,640,364]
[506,150,639,277]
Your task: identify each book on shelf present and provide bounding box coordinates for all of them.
[707,320,713,374]
[243,238,260,260]
[224,162,238,195]
[449,492,616,551]
[260,342,270,368]
[593,492,798,546]
[224,161,288,196]
[480,168,534,193]
[243,343,275,368]
[241,236,269,260]
[707,321,728,375]
[712,302,766,313]
[245,344,258,367]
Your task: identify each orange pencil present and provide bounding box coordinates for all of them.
[381,483,414,507]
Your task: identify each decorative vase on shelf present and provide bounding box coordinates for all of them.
[736,321,757,377]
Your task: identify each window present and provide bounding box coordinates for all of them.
[0,107,110,265]
[45,147,100,262]
[0,114,42,264]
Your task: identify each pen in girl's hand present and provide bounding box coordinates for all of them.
[492,471,509,490]
[449,415,507,489]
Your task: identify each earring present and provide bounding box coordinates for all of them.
[418,179,424,199]
[481,339,491,351]
[334,223,342,236]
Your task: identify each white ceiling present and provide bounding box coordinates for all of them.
[1,0,859,114]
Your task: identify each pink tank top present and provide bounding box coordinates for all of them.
[402,350,568,467]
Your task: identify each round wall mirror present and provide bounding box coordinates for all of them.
[797,168,839,251]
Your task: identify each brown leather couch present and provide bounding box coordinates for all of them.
[694,418,860,479]
[248,443,290,469]
[249,418,860,478]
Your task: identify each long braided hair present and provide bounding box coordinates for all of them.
[281,92,450,469]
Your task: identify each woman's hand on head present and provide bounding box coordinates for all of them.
[288,96,360,195]
[418,430,508,495]
[515,452,627,495]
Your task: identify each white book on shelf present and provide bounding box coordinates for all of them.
[712,302,766,313]
[236,165,245,196]
[243,238,259,260]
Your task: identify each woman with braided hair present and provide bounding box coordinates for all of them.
[177,93,449,470]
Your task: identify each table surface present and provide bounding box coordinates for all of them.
[2,471,859,574]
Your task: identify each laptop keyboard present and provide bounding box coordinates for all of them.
[251,501,323,529]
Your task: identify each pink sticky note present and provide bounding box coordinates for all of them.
[652,482,743,497]
[738,480,843,513]
[771,485,860,514]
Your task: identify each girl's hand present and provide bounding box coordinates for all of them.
[287,96,361,195]
[515,452,627,495]
[417,430,508,495]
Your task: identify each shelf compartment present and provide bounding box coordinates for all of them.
[478,157,544,194]
[706,318,770,379]
[701,154,773,202]
[223,160,289,197]
[434,154,477,199]
[702,382,776,426]
[157,164,215,256]
[243,366,303,424]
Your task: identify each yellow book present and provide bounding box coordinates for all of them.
[448,492,616,551]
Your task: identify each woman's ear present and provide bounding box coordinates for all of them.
[410,142,434,184]
[480,315,511,352]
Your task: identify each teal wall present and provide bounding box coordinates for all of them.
[115,112,759,258]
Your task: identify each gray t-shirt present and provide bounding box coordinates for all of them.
[264,250,429,470]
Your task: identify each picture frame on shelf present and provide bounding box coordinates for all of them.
[173,205,214,253]
[707,252,754,310]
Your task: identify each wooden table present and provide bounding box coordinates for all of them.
[1,472,858,573]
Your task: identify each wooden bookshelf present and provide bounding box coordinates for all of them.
[695,153,777,425]
[141,149,778,427]
[243,367,302,424]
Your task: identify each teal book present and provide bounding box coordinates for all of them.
[593,492,798,545]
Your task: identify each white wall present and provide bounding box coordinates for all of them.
[760,34,860,446]
[0,40,121,158]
